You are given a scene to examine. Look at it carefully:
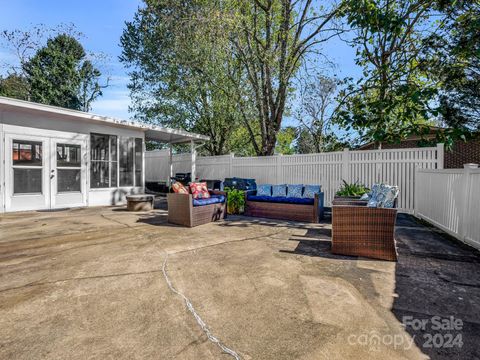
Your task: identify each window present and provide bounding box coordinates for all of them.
[57,144,81,192]
[13,140,42,166]
[90,134,117,188]
[12,140,43,194]
[119,137,143,187]
[119,138,134,186]
[57,144,81,167]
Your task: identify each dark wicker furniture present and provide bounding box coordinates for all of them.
[167,190,227,227]
[332,203,398,261]
[244,191,324,223]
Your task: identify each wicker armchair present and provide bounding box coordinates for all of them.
[331,202,398,261]
[167,190,227,227]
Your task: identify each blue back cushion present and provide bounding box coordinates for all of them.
[287,184,303,198]
[303,185,321,199]
[272,184,287,197]
[257,184,272,196]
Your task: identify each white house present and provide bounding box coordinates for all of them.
[0,96,208,213]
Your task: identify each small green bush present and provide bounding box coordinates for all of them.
[224,187,245,214]
[335,180,370,197]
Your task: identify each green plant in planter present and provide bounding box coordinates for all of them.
[224,187,245,214]
[336,180,370,197]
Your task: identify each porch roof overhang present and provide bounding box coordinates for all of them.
[144,127,209,144]
[0,96,209,144]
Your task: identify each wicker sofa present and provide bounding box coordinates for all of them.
[244,185,324,223]
[167,190,227,227]
[331,201,398,261]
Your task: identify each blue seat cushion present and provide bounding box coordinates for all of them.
[247,195,314,205]
[192,195,225,207]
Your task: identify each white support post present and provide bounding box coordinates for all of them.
[437,143,445,169]
[190,140,196,182]
[342,148,350,182]
[168,143,173,185]
[460,163,478,241]
[229,153,234,177]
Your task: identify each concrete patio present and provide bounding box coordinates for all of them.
[0,205,479,359]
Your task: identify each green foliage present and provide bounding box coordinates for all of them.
[120,0,344,156]
[336,180,369,197]
[224,187,245,215]
[120,0,248,155]
[275,127,296,155]
[423,1,480,131]
[23,34,103,110]
[0,74,29,100]
[336,0,438,146]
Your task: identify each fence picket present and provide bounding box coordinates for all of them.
[145,145,443,212]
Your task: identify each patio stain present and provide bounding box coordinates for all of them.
[0,207,479,359]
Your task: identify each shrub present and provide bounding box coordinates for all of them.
[335,180,369,197]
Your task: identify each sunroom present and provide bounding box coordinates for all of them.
[0,96,207,212]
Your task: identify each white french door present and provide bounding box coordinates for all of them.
[5,133,87,212]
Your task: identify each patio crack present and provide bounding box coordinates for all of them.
[162,253,241,360]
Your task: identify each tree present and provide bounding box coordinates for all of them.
[121,0,345,156]
[228,0,345,155]
[424,0,480,131]
[78,60,107,112]
[1,25,107,111]
[336,0,439,147]
[275,127,297,154]
[0,74,29,100]
[120,0,250,155]
[23,34,104,110]
[294,72,345,153]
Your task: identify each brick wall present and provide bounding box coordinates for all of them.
[359,137,480,168]
[444,138,480,168]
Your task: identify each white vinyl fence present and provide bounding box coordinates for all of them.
[415,164,480,250]
[146,144,444,212]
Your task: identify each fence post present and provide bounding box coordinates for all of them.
[342,148,350,182]
[460,163,478,241]
[437,143,445,169]
[229,153,234,177]
[168,144,173,185]
[277,154,283,184]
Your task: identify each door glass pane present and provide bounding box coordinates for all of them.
[58,169,81,192]
[14,168,42,193]
[135,138,143,186]
[90,161,110,188]
[57,144,81,167]
[13,140,42,166]
[119,138,134,186]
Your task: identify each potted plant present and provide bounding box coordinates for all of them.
[224,187,245,214]
[334,180,370,205]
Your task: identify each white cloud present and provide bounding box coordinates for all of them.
[91,89,131,120]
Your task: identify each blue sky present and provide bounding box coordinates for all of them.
[0,0,359,123]
[0,0,141,119]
